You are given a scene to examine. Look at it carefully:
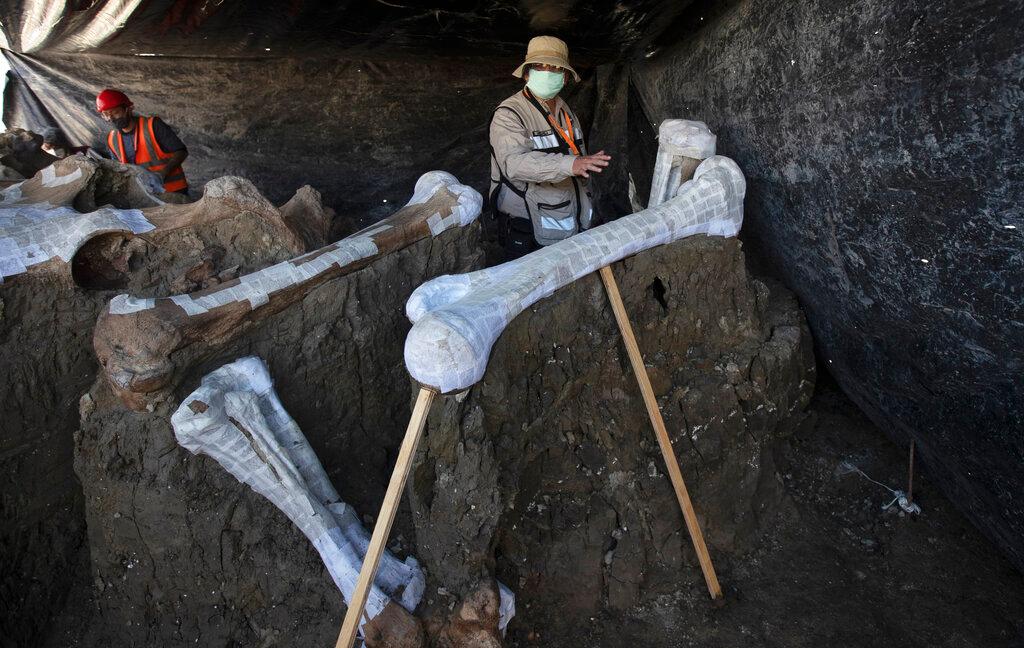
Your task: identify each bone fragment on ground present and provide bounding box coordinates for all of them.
[171,356,425,644]
[94,171,481,409]
[0,155,304,283]
[404,155,746,393]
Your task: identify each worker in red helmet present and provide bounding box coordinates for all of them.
[96,89,189,195]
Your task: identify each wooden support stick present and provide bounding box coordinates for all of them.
[335,387,437,648]
[598,265,723,600]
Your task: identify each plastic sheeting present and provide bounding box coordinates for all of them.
[0,1,688,58]
[0,1,692,218]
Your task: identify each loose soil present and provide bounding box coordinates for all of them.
[522,375,1024,648]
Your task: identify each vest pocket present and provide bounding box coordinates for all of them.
[528,184,577,244]
[537,203,575,234]
[537,199,570,210]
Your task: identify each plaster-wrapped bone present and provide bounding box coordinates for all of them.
[94,171,482,409]
[648,119,716,208]
[171,356,425,644]
[404,155,745,393]
[0,156,160,282]
[0,155,304,284]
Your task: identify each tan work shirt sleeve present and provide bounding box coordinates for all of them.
[490,108,576,184]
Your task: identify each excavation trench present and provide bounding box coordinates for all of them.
[0,1,1022,647]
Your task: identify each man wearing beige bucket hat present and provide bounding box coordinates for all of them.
[489,35,612,258]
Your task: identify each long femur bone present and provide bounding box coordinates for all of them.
[94,171,482,409]
[172,356,426,645]
[404,155,745,394]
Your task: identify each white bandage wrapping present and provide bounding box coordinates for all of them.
[648,119,717,209]
[404,155,746,393]
[171,357,426,630]
[0,205,154,282]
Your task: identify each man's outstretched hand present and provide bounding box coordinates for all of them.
[571,150,612,178]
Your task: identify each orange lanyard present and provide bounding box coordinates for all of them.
[547,110,579,155]
[525,89,579,155]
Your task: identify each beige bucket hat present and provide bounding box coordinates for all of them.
[512,35,580,82]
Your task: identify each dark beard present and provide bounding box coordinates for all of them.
[113,115,132,129]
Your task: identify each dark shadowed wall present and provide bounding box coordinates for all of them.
[623,0,1023,570]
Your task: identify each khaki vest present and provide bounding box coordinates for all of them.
[489,90,593,246]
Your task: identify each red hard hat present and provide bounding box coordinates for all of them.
[96,89,131,112]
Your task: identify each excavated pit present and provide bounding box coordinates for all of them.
[0,1,1022,646]
[75,223,484,647]
[0,155,330,645]
[64,227,804,647]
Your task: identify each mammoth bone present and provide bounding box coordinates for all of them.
[95,171,482,409]
[0,155,305,283]
[404,154,745,393]
[171,356,426,646]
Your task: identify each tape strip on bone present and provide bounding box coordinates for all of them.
[40,165,83,187]
[404,155,746,393]
[107,171,479,315]
[171,356,427,627]
[0,205,154,282]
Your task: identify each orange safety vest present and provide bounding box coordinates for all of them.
[107,115,188,193]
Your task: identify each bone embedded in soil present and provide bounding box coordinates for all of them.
[93,170,483,409]
[404,155,745,393]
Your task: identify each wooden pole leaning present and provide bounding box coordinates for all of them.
[597,265,723,600]
[335,386,438,648]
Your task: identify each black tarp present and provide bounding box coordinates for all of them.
[0,1,682,220]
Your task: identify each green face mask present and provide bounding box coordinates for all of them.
[527,69,565,100]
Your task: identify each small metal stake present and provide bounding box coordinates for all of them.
[907,439,915,506]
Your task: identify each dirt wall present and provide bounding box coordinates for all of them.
[620,0,1024,572]
[0,166,311,645]
[409,235,814,641]
[75,229,812,646]
[74,224,483,646]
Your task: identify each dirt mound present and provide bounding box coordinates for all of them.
[75,224,483,646]
[0,159,327,645]
[409,236,813,636]
[74,232,811,646]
